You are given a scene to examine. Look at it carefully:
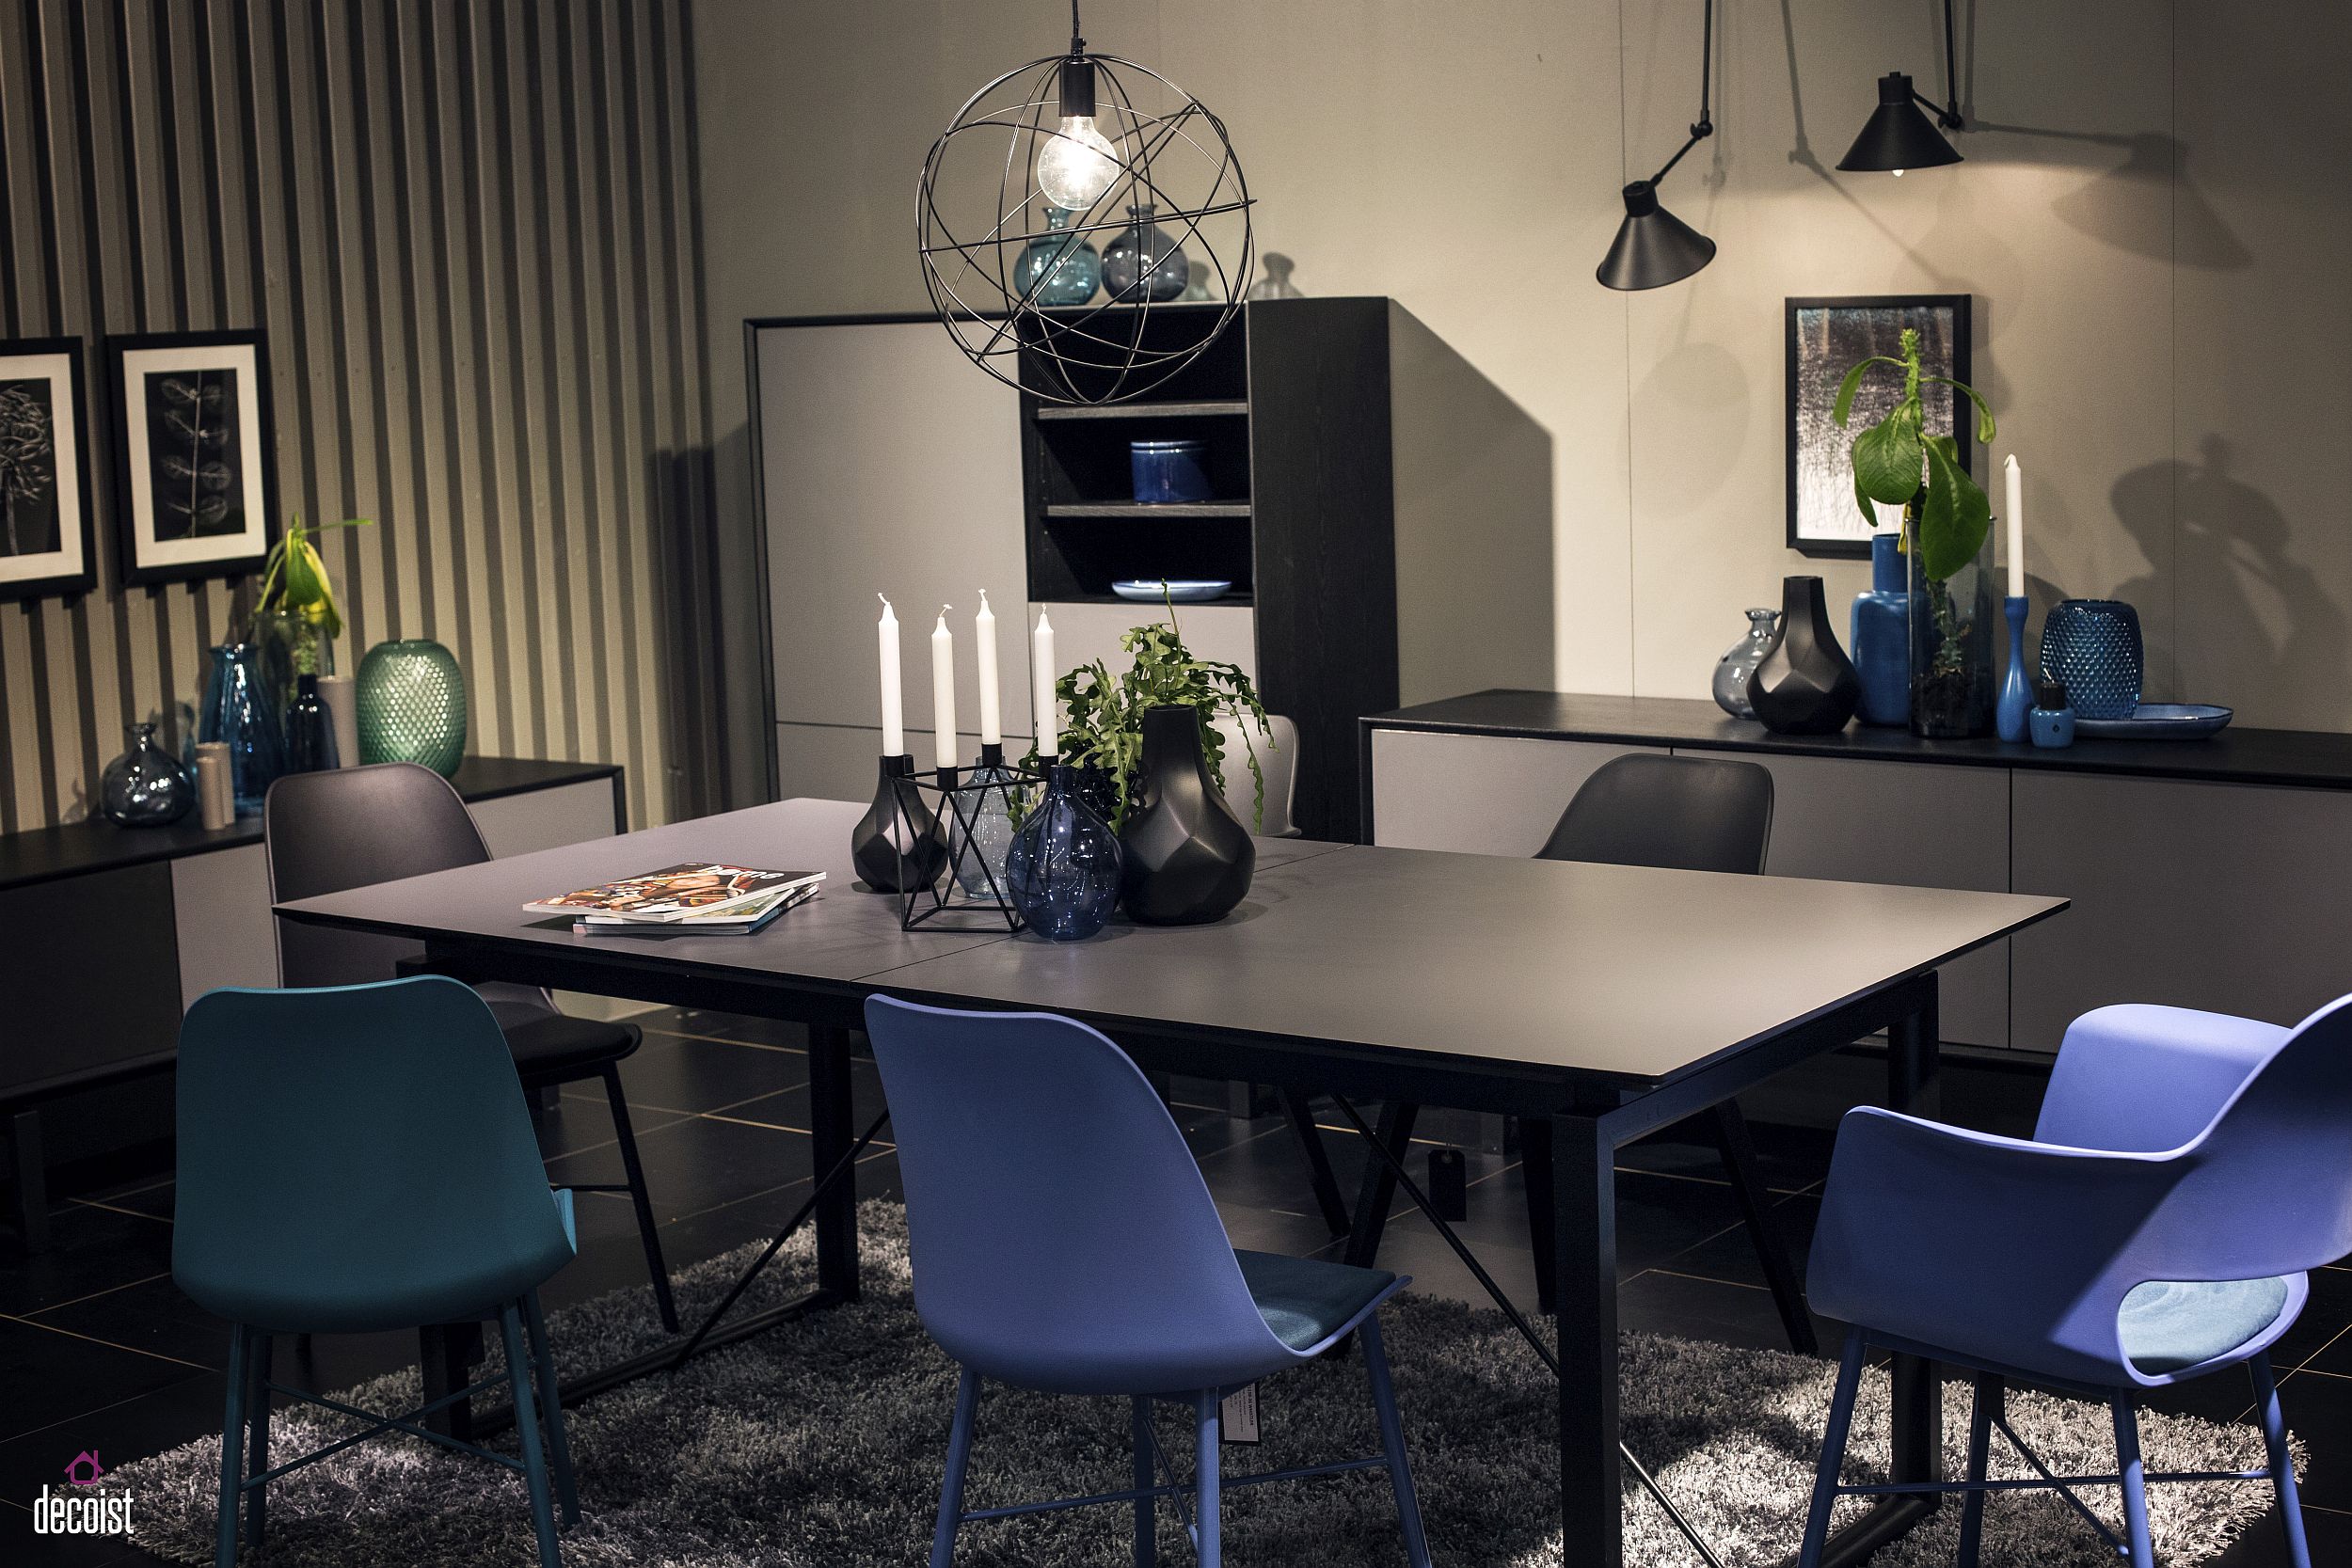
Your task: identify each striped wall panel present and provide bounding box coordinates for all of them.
[0,0,722,832]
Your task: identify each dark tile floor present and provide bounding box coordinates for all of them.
[4,1010,2344,1565]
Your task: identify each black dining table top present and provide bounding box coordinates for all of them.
[275,797,2065,1087]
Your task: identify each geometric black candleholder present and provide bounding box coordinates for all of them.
[851,753,949,893]
[895,743,1039,933]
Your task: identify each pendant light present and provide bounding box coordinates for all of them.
[1597,0,1716,291]
[1837,0,1965,174]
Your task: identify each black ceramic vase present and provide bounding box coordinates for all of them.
[1745,576,1863,736]
[851,755,948,893]
[1119,705,1256,925]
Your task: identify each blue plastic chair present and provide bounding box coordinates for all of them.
[1799,996,2352,1568]
[174,978,582,1568]
[865,996,1433,1568]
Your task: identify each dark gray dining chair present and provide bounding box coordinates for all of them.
[263,762,677,1333]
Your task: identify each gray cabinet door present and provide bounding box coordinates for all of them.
[1703,751,2011,1048]
[1370,730,1664,857]
[2012,772,2352,1049]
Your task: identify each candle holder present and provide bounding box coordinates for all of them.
[1996,594,2033,743]
[896,746,1042,932]
[851,754,949,894]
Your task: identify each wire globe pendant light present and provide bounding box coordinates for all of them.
[918,1,1253,405]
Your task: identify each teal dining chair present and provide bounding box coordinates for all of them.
[174,977,582,1568]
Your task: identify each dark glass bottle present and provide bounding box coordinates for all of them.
[282,673,342,774]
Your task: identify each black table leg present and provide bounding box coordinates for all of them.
[1280,1088,1353,1238]
[1553,1110,1620,1566]
[1709,1101,1819,1355]
[1518,1116,1555,1314]
[1821,976,1945,1567]
[418,1321,481,1440]
[808,1024,861,1303]
[1342,1101,1418,1269]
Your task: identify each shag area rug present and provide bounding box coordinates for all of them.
[115,1202,2295,1566]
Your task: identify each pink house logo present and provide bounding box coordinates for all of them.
[63,1450,103,1486]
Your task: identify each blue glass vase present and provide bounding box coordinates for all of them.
[1015,206,1101,307]
[99,722,197,827]
[1101,204,1188,303]
[2039,599,2143,721]
[1850,531,1913,727]
[199,642,285,818]
[1005,764,1123,941]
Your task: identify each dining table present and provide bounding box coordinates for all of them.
[274,794,2066,1568]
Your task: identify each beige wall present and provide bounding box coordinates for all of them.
[698,0,2352,743]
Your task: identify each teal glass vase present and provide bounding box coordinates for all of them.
[1015,206,1101,307]
[357,638,467,776]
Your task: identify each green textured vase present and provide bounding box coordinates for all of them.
[356,638,467,776]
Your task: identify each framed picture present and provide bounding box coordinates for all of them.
[1785,294,1973,559]
[0,337,96,603]
[105,328,277,586]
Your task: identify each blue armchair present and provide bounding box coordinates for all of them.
[1798,998,2352,1568]
[865,995,1432,1568]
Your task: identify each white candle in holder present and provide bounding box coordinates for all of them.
[877,595,904,756]
[975,591,1001,749]
[930,606,960,771]
[1033,609,1057,760]
[2004,453,2026,600]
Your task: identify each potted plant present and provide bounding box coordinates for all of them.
[252,515,371,712]
[1836,328,1997,736]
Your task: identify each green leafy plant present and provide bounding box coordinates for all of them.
[246,515,372,704]
[1024,606,1271,832]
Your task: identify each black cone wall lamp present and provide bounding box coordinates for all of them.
[1837,0,1965,173]
[1598,0,1716,291]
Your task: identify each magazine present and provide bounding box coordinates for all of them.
[574,880,822,935]
[525,863,824,923]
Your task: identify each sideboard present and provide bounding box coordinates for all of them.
[1363,691,2352,1055]
[0,757,623,1246]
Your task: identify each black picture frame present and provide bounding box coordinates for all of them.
[1785,294,1973,560]
[104,327,278,588]
[0,336,97,604]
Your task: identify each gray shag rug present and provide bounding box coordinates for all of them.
[114,1202,2296,1566]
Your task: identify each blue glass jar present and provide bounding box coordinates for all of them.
[1130,438,1211,503]
[2029,680,2076,749]
[1849,531,1912,727]
[1005,764,1123,941]
[1014,206,1101,307]
[2039,599,2142,721]
[99,722,197,827]
[199,642,285,818]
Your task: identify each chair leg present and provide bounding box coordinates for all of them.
[2252,1353,2312,1568]
[1708,1101,1819,1355]
[1133,1396,1157,1568]
[1798,1328,1867,1568]
[601,1065,679,1333]
[245,1331,274,1551]
[1194,1389,1223,1568]
[215,1324,249,1568]
[931,1369,981,1568]
[1517,1116,1555,1316]
[1956,1372,2002,1568]
[2112,1396,2155,1568]
[500,1303,564,1568]
[523,1291,580,1525]
[1359,1317,1433,1568]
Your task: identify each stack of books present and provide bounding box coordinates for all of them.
[524,863,826,936]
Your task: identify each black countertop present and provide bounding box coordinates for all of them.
[0,756,622,893]
[1365,691,2352,792]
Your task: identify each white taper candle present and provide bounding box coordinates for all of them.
[975,591,1001,748]
[930,606,959,771]
[2004,453,2025,600]
[1033,609,1057,760]
[876,595,904,756]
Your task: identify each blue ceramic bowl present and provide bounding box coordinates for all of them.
[1130,439,1212,504]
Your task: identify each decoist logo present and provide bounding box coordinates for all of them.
[31,1449,134,1537]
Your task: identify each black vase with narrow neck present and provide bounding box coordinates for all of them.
[1119,705,1256,925]
[1745,576,1863,736]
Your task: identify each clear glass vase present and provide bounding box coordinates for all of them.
[1907,516,1997,738]
[950,762,1020,898]
[99,722,197,828]
[1711,608,1779,720]
[255,605,336,722]
[1101,204,1189,303]
[1015,206,1101,307]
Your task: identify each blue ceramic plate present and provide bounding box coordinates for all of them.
[2073,703,2233,739]
[1111,579,1232,604]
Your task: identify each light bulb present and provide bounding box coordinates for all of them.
[1037,116,1118,211]
[1892,167,1906,178]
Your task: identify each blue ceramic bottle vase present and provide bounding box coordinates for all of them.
[1996,595,2033,742]
[1850,532,1912,727]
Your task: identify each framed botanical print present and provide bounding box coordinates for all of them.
[106,328,277,586]
[0,337,96,603]
[1786,294,1973,558]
